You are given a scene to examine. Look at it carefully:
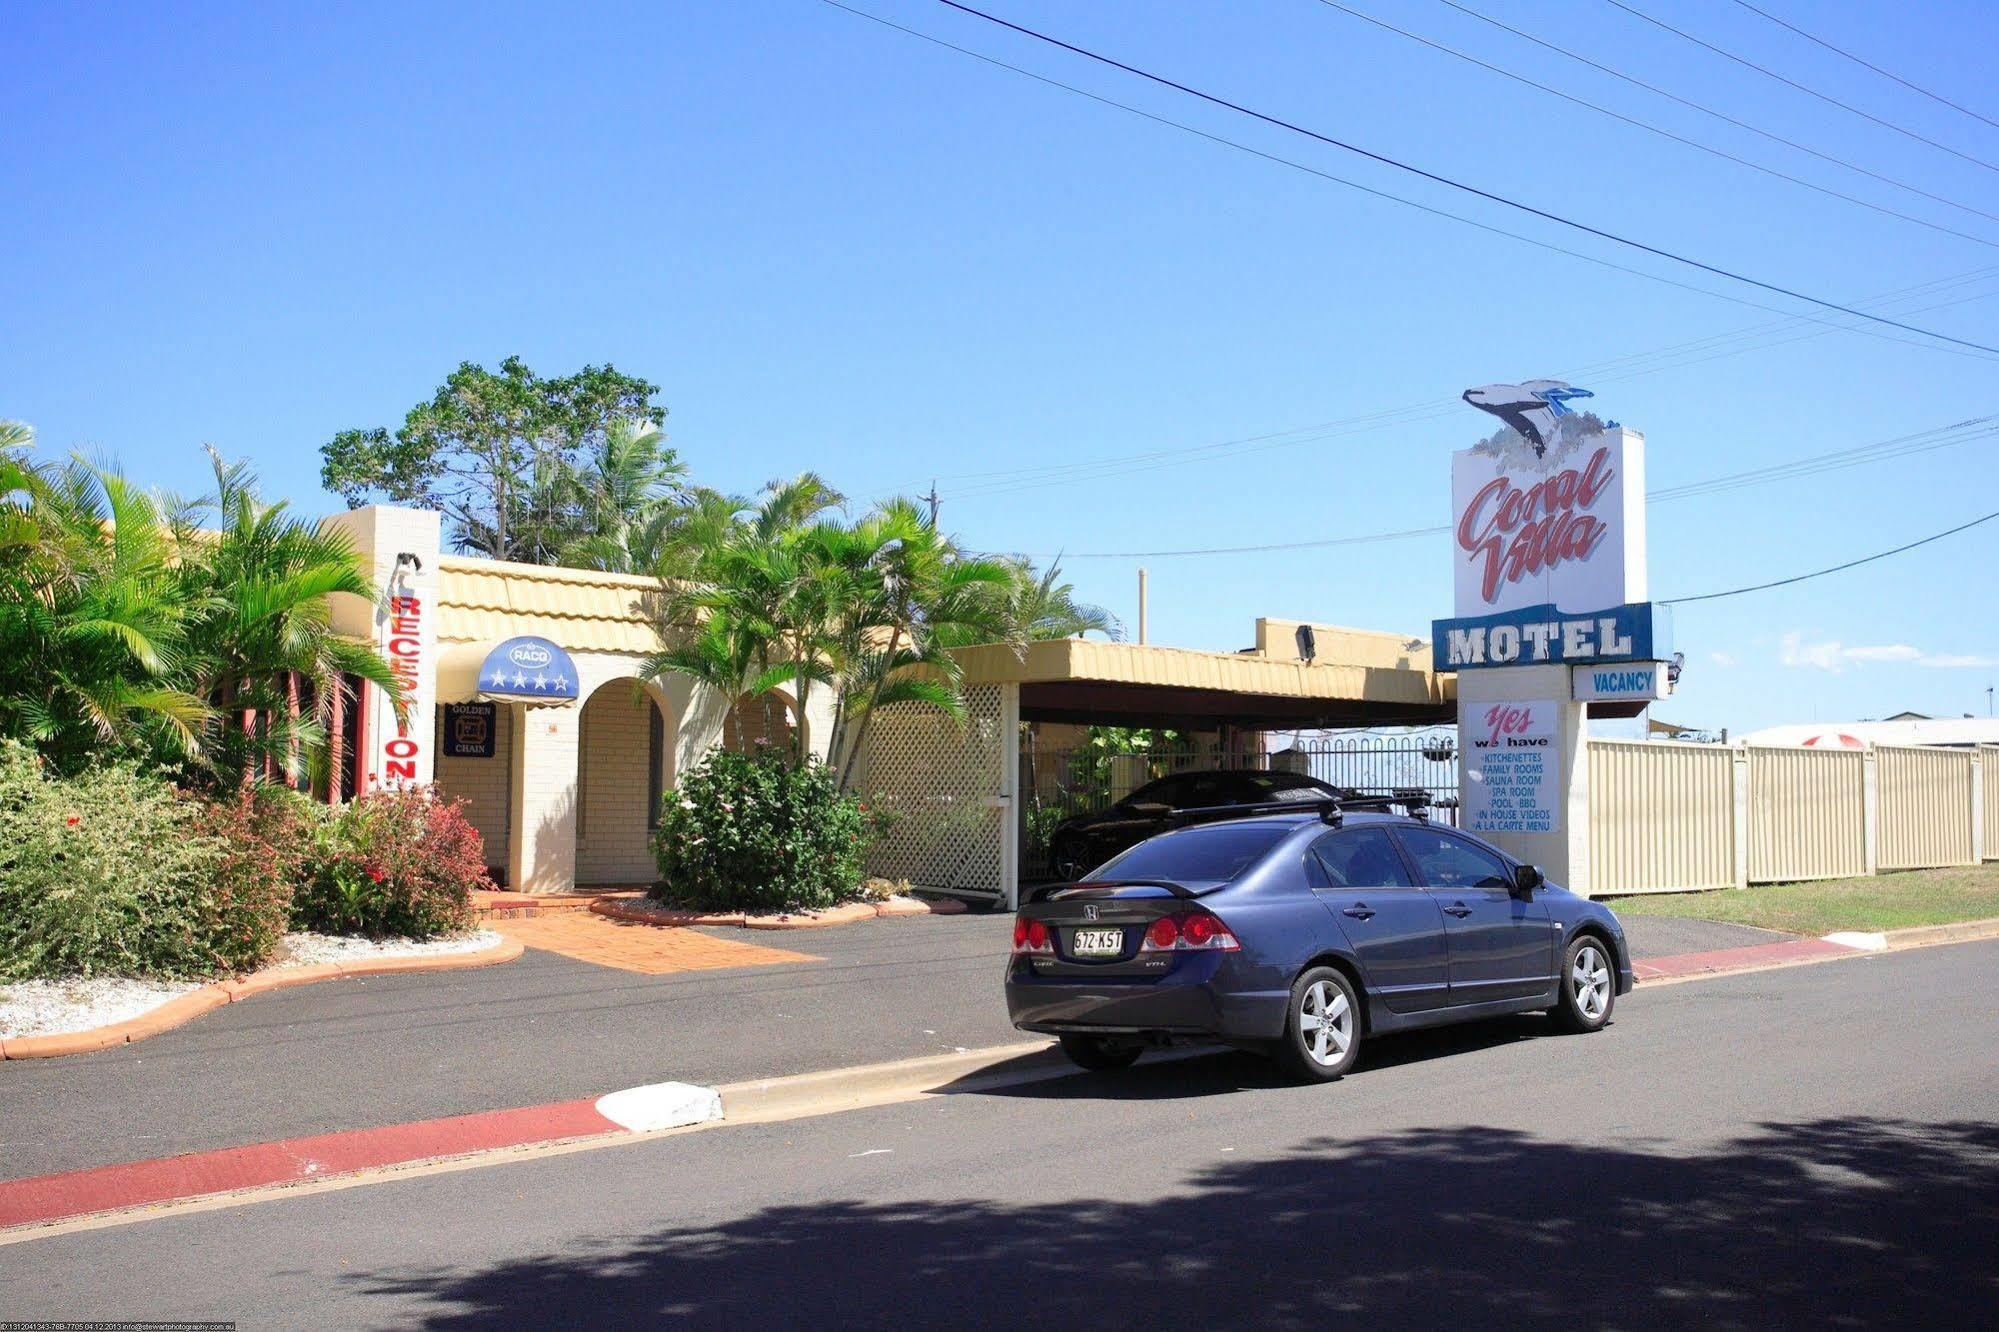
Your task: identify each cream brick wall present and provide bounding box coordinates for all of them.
[577,681,664,886]
[434,704,513,873]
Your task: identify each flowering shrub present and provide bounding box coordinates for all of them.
[0,740,229,980]
[294,788,487,937]
[651,750,876,913]
[187,783,316,974]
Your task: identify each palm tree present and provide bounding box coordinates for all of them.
[0,452,208,773]
[557,419,687,572]
[823,502,1016,788]
[640,474,847,765]
[947,557,1120,647]
[168,449,405,789]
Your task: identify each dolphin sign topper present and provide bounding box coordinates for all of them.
[1433,383,1657,671]
[1461,380,1596,458]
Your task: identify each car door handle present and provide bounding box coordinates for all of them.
[1342,905,1375,920]
[1443,902,1473,918]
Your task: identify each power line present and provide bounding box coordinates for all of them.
[1432,0,1999,228]
[1662,507,1999,604]
[1730,1,1999,133]
[824,0,1917,349]
[929,0,1999,356]
[928,273,1999,504]
[908,266,1999,500]
[983,415,1999,558]
[1603,0,1999,175]
[1312,0,1999,251]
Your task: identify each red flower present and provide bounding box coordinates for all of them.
[365,866,386,883]
[65,815,80,826]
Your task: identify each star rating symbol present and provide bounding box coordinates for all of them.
[486,670,509,689]
[512,670,528,689]
[551,674,570,693]
[531,672,549,691]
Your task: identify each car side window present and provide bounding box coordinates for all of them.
[1124,776,1184,808]
[1179,773,1233,807]
[1395,826,1512,890]
[1311,828,1414,889]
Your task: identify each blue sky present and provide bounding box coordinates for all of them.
[5,0,1996,734]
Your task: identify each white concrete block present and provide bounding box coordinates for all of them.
[596,1081,725,1133]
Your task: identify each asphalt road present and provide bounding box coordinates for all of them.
[6,939,1991,1329]
[0,911,1770,1182]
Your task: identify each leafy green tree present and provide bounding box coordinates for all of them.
[320,356,667,562]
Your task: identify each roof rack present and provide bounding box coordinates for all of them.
[1159,788,1432,830]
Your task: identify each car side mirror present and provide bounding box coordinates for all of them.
[1512,864,1544,897]
[1127,801,1171,818]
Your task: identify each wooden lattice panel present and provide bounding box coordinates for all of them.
[853,684,1007,898]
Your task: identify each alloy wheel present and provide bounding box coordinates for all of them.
[1299,979,1353,1067]
[1572,943,1611,1022]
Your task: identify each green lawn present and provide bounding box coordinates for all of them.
[1606,863,1999,936]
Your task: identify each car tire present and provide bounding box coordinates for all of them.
[1276,966,1362,1083]
[1058,1034,1144,1071]
[1550,934,1616,1033]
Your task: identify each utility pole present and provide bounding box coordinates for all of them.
[1138,567,1149,645]
[923,481,940,528]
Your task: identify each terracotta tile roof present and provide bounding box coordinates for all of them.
[435,555,663,655]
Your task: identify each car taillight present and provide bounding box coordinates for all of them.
[1012,915,1052,954]
[1140,909,1240,952]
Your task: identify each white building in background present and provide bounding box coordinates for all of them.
[1742,717,1999,750]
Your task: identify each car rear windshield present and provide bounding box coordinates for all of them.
[1095,822,1294,883]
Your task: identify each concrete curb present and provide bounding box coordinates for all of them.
[1878,916,1999,950]
[0,938,526,1061]
[716,1040,1060,1123]
[592,895,968,931]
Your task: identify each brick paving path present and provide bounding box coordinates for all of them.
[492,913,819,974]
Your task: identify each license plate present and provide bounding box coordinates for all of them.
[1070,927,1125,958]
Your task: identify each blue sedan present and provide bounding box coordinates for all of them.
[1005,804,1633,1081]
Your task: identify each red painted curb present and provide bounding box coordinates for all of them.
[0,1098,619,1230]
[1633,936,1857,982]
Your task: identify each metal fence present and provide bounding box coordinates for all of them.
[1019,731,1461,883]
[1586,739,1993,895]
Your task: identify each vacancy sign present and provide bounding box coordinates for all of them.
[1571,662,1671,703]
[1463,700,1559,834]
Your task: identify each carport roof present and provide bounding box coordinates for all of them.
[950,639,1454,730]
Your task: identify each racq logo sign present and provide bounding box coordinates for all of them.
[506,642,553,670]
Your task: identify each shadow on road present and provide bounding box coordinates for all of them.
[955,1014,1558,1102]
[359,1116,1998,1327]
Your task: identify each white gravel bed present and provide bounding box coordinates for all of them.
[0,929,503,1041]
[273,929,503,967]
[0,976,202,1040]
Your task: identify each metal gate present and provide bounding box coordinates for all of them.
[1018,730,1460,884]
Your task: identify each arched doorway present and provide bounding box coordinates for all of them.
[721,690,797,758]
[576,678,673,886]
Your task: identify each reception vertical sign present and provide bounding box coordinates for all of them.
[1462,700,1559,834]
